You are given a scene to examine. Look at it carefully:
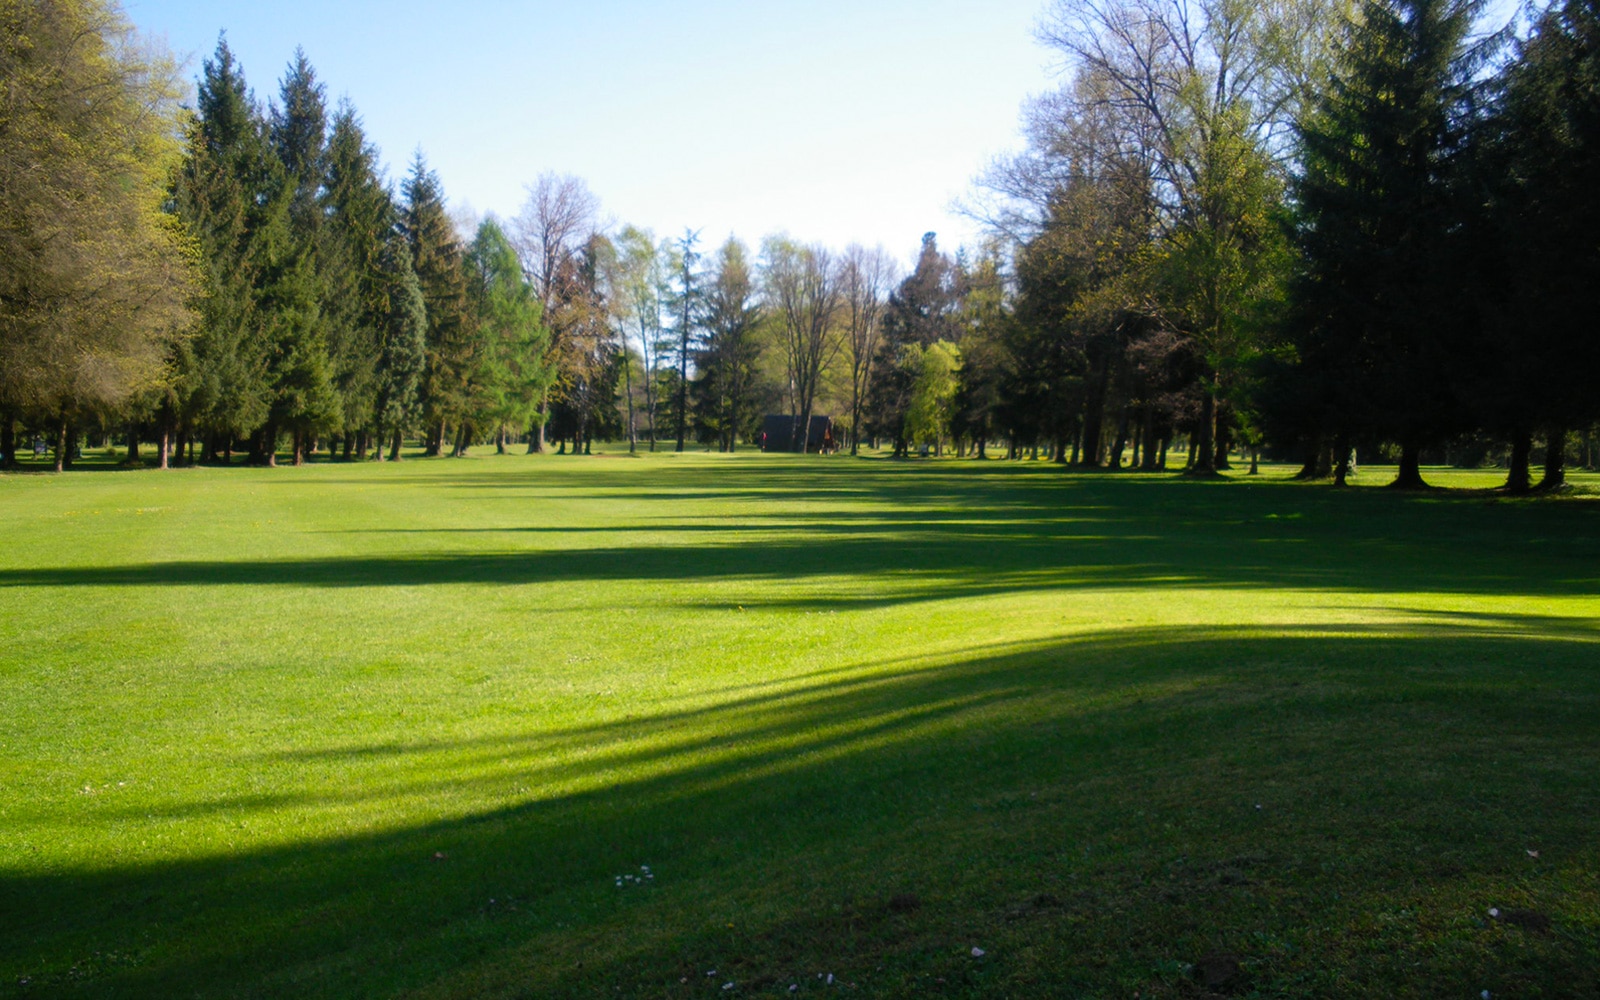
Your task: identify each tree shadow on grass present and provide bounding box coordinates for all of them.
[4,619,1599,998]
[3,461,1599,603]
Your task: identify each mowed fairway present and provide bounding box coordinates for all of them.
[2,454,1598,999]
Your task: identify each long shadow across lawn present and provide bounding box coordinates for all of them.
[3,460,1600,601]
[4,618,1599,998]
[1,466,1595,602]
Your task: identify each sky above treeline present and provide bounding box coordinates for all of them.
[124,0,1056,263]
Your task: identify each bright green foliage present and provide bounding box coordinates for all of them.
[0,457,1597,996]
[906,340,962,451]
[0,0,192,441]
[610,225,669,450]
[465,218,554,445]
[1152,97,1289,451]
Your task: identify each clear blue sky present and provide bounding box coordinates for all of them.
[124,0,1056,263]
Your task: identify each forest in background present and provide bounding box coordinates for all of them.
[3,0,1599,490]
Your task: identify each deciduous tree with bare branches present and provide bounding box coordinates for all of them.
[762,238,842,453]
[512,173,600,452]
[839,245,894,454]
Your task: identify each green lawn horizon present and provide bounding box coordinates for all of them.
[3,453,1597,998]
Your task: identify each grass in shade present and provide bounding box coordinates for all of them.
[1,451,1597,998]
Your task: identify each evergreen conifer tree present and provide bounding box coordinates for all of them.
[260,52,339,464]
[374,236,427,461]
[171,37,278,462]
[399,154,472,455]
[1290,0,1491,487]
[465,219,554,452]
[1479,0,1600,490]
[321,103,395,455]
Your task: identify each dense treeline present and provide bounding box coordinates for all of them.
[978,0,1600,489]
[5,0,1599,485]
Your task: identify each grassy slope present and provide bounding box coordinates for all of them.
[0,453,1597,999]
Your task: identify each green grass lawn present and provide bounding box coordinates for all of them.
[2,452,1598,998]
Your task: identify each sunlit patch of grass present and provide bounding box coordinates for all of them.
[1,453,1597,997]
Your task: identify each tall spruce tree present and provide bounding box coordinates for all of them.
[399,154,472,455]
[465,219,554,452]
[1480,0,1600,490]
[262,51,338,464]
[694,238,767,452]
[1289,0,1492,488]
[321,103,394,455]
[172,37,277,463]
[373,235,427,461]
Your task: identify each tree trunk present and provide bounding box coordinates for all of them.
[158,426,170,470]
[292,429,306,466]
[1109,405,1131,470]
[1188,390,1217,475]
[849,398,861,456]
[453,422,470,458]
[496,425,507,455]
[1248,447,1259,476]
[1293,435,1319,480]
[257,423,276,467]
[389,427,403,462]
[1539,426,1567,490]
[343,434,355,462]
[1142,420,1161,471]
[1505,429,1532,493]
[1,409,16,469]
[54,417,68,473]
[1213,409,1232,470]
[126,422,141,465]
[676,323,689,454]
[1079,394,1106,468]
[1389,441,1427,489]
[1332,434,1351,487]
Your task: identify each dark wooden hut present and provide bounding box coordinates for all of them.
[759,414,836,453]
